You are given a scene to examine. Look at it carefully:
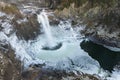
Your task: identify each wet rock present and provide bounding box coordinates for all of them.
[12,14,40,41]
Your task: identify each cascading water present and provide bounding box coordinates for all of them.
[37,11,57,49]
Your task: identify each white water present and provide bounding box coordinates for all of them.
[28,12,102,74]
[0,11,120,80]
[37,11,56,48]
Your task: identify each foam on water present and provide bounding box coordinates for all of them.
[37,10,56,48]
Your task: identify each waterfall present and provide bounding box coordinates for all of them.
[37,10,56,48]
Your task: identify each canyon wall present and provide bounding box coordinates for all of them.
[54,0,120,48]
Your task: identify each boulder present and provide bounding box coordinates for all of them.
[12,14,40,41]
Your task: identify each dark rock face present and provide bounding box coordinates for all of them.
[12,14,40,41]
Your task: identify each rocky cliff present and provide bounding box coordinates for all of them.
[54,0,120,49]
